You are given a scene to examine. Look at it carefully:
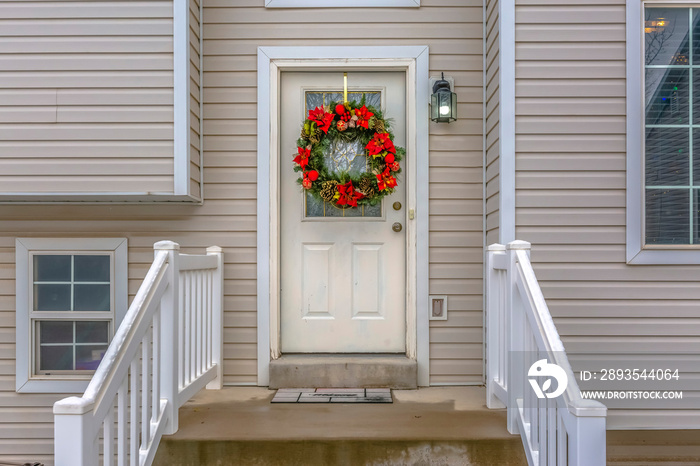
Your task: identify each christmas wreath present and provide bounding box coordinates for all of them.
[293,97,404,208]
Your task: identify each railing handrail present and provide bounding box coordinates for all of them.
[486,240,607,466]
[58,251,169,417]
[53,241,223,466]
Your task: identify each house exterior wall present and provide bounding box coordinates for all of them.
[0,0,177,197]
[0,1,484,462]
[189,0,203,198]
[514,0,700,429]
[485,0,500,247]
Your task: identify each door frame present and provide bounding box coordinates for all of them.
[256,46,430,386]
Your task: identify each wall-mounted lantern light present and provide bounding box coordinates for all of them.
[430,73,457,123]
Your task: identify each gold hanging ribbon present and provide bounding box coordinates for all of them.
[343,72,348,104]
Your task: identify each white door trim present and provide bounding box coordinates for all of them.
[257,46,430,386]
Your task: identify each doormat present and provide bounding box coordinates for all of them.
[271,388,392,403]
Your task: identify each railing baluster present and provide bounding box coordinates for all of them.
[117,377,128,466]
[195,271,202,377]
[547,398,557,466]
[179,272,185,390]
[182,272,192,386]
[190,271,196,383]
[141,330,151,449]
[130,358,139,466]
[207,271,212,369]
[104,399,115,466]
[152,309,161,425]
[558,416,567,465]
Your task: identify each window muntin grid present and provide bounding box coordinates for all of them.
[30,253,114,374]
[645,7,700,244]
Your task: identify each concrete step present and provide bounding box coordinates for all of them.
[153,386,527,466]
[269,354,417,389]
[607,430,700,465]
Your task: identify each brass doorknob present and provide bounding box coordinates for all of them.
[392,222,403,232]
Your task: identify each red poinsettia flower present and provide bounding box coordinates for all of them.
[377,168,397,191]
[335,181,365,207]
[354,105,374,130]
[366,132,396,157]
[293,147,310,170]
[308,107,335,134]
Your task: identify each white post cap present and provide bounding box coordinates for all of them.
[506,240,531,250]
[154,240,180,251]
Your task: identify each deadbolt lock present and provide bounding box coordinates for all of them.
[393,201,402,211]
[392,222,403,233]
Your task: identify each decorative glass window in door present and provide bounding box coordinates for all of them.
[304,91,383,218]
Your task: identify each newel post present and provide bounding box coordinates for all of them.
[486,244,506,409]
[206,246,224,390]
[505,240,531,434]
[53,397,97,466]
[154,240,180,435]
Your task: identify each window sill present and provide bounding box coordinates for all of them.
[627,248,700,265]
[16,378,90,394]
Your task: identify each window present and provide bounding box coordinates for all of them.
[265,0,419,7]
[15,238,127,393]
[627,1,700,263]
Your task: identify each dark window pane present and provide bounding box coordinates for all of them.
[695,190,700,244]
[646,8,690,66]
[33,255,71,282]
[76,321,109,344]
[40,345,73,371]
[693,9,700,64]
[39,321,73,344]
[692,130,700,186]
[645,69,689,125]
[74,255,110,282]
[75,345,108,371]
[74,284,110,312]
[34,284,71,311]
[646,189,690,244]
[645,127,689,186]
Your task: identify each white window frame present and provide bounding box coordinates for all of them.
[265,0,419,7]
[15,238,128,393]
[627,0,700,263]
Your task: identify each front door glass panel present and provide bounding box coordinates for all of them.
[304,91,382,218]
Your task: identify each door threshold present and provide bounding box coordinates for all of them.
[269,354,417,389]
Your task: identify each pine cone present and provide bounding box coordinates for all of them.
[372,119,386,134]
[300,127,309,140]
[320,180,338,202]
[309,128,323,145]
[358,178,376,199]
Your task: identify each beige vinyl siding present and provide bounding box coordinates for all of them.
[485,0,500,246]
[0,0,175,196]
[189,0,203,200]
[514,0,700,428]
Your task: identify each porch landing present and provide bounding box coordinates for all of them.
[153,386,527,465]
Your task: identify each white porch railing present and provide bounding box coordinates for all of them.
[53,241,223,466]
[485,241,607,466]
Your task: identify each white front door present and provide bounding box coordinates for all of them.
[280,71,407,353]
